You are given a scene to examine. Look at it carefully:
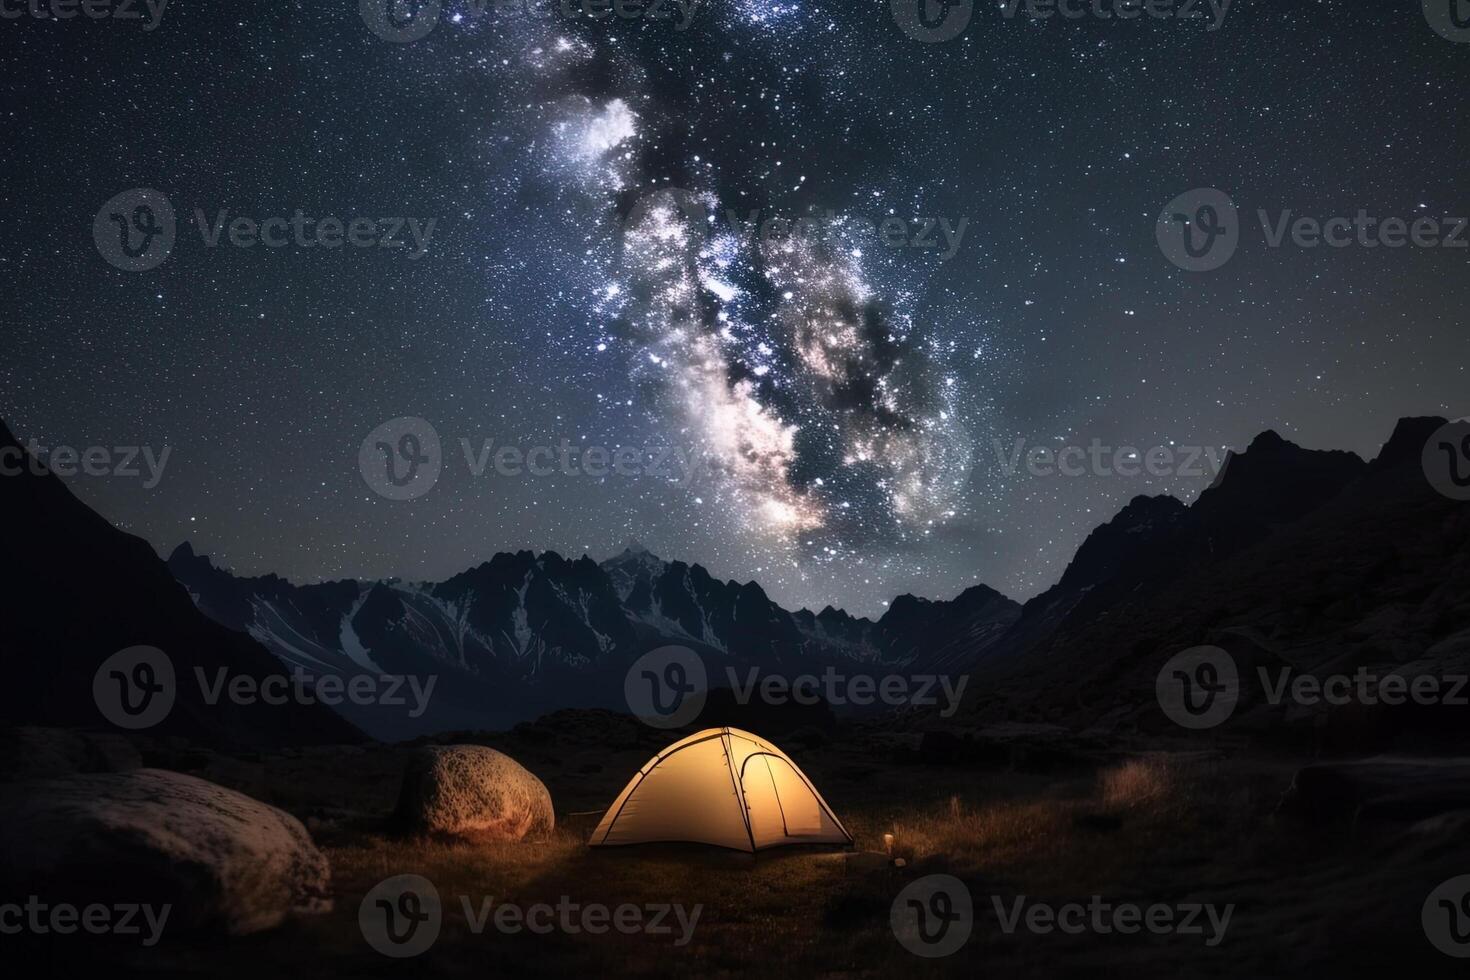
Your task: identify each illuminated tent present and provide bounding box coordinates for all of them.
[590,727,853,852]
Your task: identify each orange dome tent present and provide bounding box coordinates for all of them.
[590,727,853,852]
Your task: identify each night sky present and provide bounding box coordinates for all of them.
[3,1,1467,616]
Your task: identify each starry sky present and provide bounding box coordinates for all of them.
[2,0,1467,616]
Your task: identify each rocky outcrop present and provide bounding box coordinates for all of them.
[395,745,554,840]
[0,769,332,935]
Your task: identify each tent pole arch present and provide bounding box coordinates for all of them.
[723,730,758,852]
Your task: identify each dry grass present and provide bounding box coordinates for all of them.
[71,737,1463,978]
[1099,756,1178,809]
[834,756,1181,895]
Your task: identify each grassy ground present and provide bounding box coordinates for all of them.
[43,728,1470,978]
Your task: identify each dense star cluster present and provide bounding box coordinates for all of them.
[514,4,981,567]
[2,1,1467,615]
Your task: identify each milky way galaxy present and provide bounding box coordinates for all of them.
[532,10,977,587]
[5,1,1466,616]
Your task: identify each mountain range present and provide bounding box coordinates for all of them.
[5,415,1465,744]
[165,536,1024,737]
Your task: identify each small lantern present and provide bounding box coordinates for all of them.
[883,832,895,856]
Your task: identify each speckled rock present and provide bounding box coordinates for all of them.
[0,768,331,935]
[395,745,553,839]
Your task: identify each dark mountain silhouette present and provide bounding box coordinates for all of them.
[11,413,1463,746]
[954,418,1470,744]
[975,428,1373,678]
[163,416,1470,742]
[0,421,359,747]
[169,537,1024,736]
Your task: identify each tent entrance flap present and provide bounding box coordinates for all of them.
[742,753,824,842]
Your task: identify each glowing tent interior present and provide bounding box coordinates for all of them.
[589,727,854,852]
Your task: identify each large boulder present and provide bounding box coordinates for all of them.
[395,745,554,839]
[0,768,331,935]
